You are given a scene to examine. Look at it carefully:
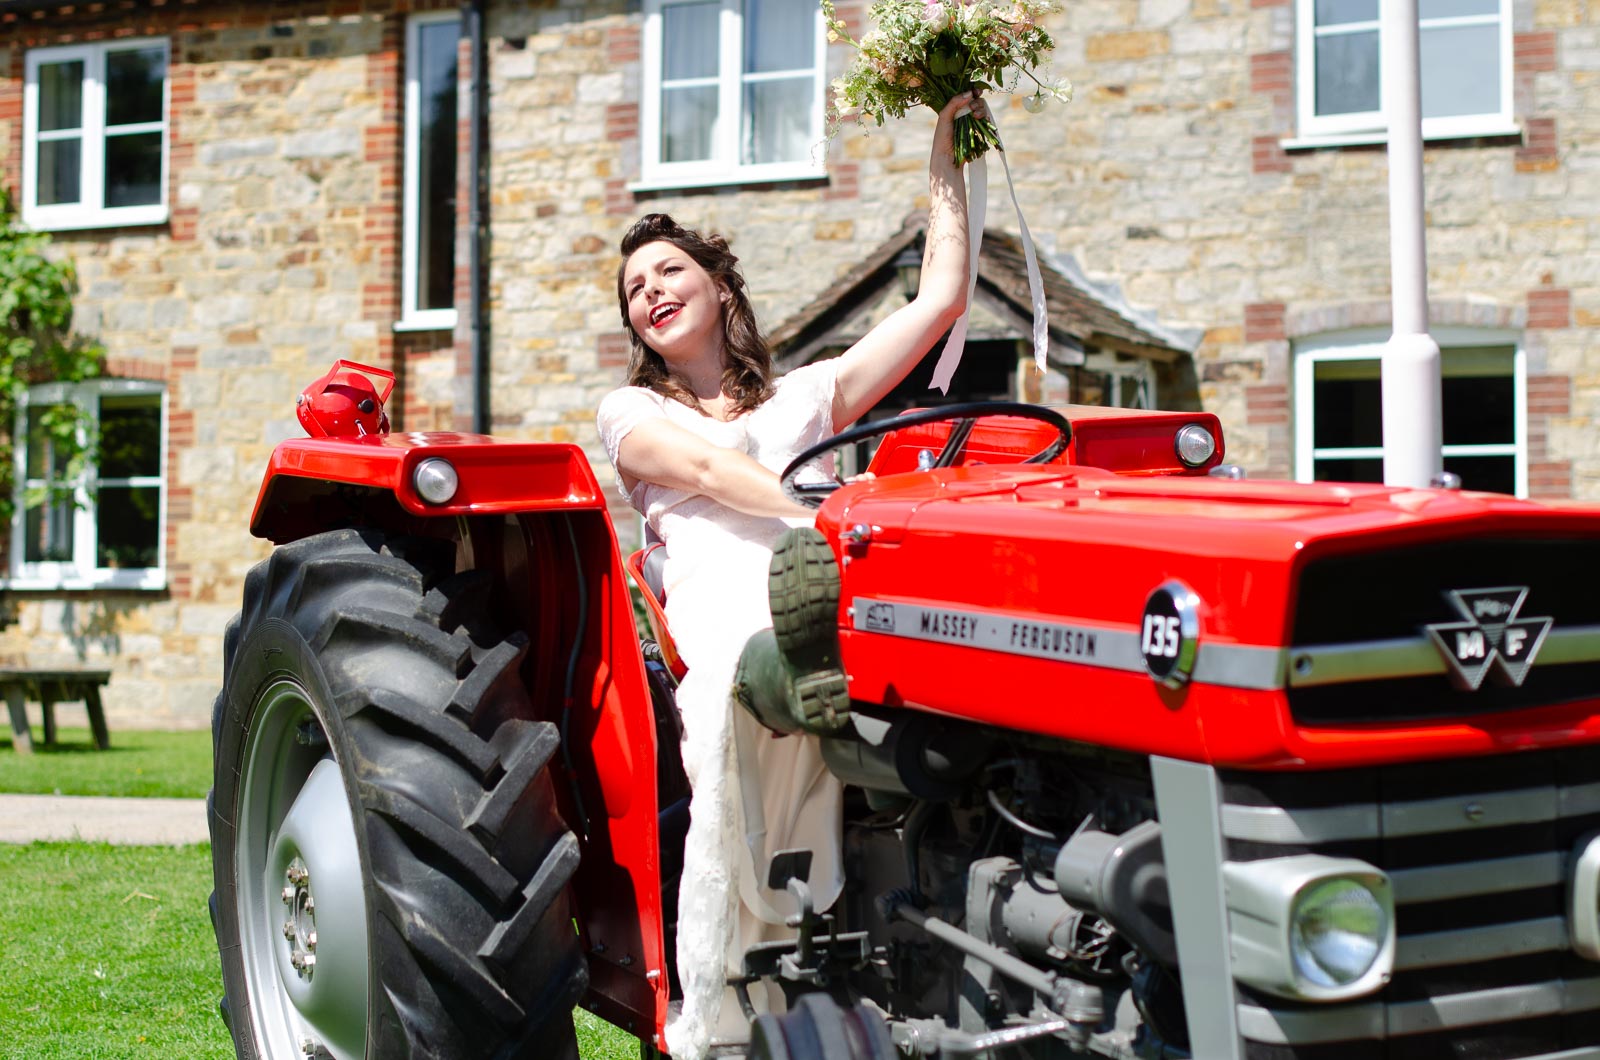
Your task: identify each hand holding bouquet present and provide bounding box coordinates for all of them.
[822,0,1071,164]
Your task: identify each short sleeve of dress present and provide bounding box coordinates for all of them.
[596,387,667,499]
[774,357,841,436]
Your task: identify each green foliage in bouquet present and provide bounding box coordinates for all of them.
[823,0,1071,164]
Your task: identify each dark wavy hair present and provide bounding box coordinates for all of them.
[616,213,774,415]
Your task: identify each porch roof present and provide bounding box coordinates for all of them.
[768,212,1196,371]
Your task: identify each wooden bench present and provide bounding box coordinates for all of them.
[1,668,112,754]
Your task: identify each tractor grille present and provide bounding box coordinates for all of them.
[1220,747,1600,1060]
[1288,537,1600,726]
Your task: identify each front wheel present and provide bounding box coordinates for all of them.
[209,528,586,1059]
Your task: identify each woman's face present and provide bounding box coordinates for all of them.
[622,240,729,364]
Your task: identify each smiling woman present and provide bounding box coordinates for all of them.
[596,90,982,1060]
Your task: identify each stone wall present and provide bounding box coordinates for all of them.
[0,1,458,727]
[980,0,1595,486]
[490,0,1595,497]
[0,0,1593,727]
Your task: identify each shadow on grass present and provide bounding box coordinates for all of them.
[0,726,212,798]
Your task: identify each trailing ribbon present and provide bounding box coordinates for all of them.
[930,107,1049,394]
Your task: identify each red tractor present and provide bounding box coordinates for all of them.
[211,361,1600,1060]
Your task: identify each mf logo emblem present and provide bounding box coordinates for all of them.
[1424,587,1551,691]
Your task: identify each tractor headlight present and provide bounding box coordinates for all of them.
[412,458,459,505]
[1290,878,1389,988]
[1174,424,1217,467]
[1224,855,1394,1001]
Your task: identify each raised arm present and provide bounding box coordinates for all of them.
[614,417,810,519]
[830,91,982,430]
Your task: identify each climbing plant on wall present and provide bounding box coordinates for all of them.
[0,187,105,526]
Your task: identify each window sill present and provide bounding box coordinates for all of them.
[1282,122,1523,151]
[394,313,458,334]
[20,204,169,232]
[629,166,829,194]
[4,574,167,593]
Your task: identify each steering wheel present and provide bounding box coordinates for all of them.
[780,401,1074,508]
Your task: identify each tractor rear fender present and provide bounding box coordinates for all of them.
[249,432,611,543]
[248,431,671,1046]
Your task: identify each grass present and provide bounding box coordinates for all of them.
[0,842,231,1058]
[0,725,213,798]
[0,841,645,1058]
[0,722,643,1057]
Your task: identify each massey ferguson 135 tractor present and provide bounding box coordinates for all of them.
[212,360,1600,1060]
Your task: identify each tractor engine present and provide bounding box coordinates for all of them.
[829,721,1187,1057]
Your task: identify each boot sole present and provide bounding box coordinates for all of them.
[768,528,849,732]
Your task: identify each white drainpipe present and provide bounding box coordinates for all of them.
[1380,0,1443,489]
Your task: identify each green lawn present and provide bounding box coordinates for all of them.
[0,842,642,1058]
[0,726,641,1057]
[0,842,231,1058]
[0,725,212,798]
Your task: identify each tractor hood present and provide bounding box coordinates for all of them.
[819,466,1600,770]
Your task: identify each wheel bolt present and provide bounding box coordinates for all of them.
[306,931,317,951]
[281,886,296,904]
[283,920,296,942]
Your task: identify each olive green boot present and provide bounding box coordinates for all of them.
[733,528,850,735]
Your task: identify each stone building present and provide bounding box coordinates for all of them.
[0,0,1592,727]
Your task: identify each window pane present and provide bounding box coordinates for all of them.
[1420,0,1499,18]
[1312,361,1381,449]
[39,60,83,133]
[1441,375,1513,446]
[663,84,717,161]
[664,2,719,80]
[1314,457,1384,483]
[744,0,813,73]
[96,486,159,570]
[25,405,67,481]
[99,394,161,478]
[25,498,75,563]
[104,131,163,207]
[743,77,811,164]
[417,20,460,313]
[1420,24,1499,119]
[38,138,83,206]
[1315,0,1377,25]
[105,46,166,127]
[1315,32,1380,116]
[1443,454,1514,495]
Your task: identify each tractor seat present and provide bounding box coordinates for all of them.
[625,542,687,679]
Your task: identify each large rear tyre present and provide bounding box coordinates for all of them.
[209,528,586,1059]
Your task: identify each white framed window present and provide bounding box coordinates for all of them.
[1294,328,1525,496]
[1292,0,1514,145]
[22,38,170,231]
[637,0,827,189]
[9,380,167,591]
[1081,351,1156,409]
[401,13,460,331]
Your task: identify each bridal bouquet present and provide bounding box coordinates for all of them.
[822,0,1071,164]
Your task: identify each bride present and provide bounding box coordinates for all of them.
[596,89,984,1060]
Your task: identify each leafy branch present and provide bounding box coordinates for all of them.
[0,187,105,527]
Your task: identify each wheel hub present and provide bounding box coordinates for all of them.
[280,856,318,980]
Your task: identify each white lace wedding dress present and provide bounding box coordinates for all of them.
[597,360,846,1060]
